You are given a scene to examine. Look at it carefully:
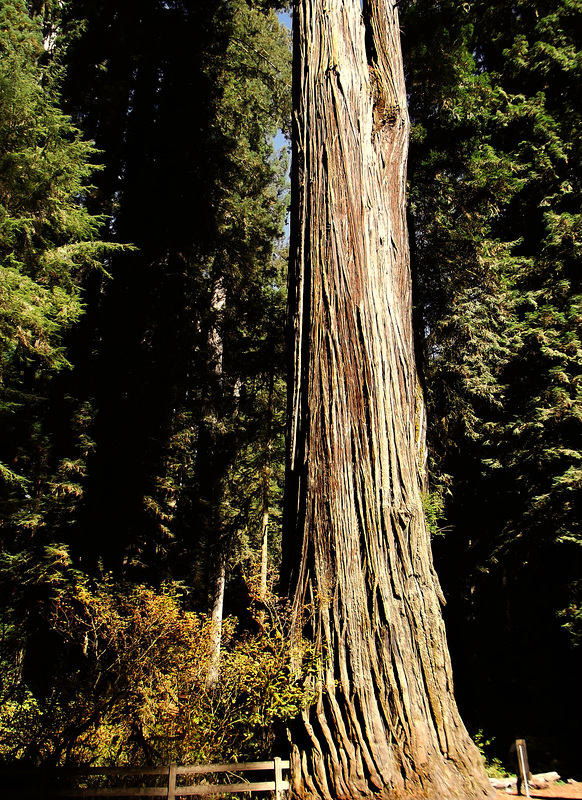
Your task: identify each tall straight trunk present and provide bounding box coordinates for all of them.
[205,278,227,693]
[283,1,494,798]
[260,470,270,602]
[205,558,226,692]
[260,374,275,604]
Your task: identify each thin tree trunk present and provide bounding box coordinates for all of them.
[205,278,227,693]
[260,480,270,603]
[260,374,275,604]
[205,558,226,692]
[283,1,494,798]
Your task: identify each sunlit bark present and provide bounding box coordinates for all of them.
[205,279,227,692]
[205,559,226,692]
[283,1,495,797]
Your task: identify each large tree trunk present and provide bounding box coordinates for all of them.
[283,1,495,798]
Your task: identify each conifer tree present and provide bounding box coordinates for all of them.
[0,0,120,534]
[401,0,582,770]
[1,0,295,759]
[55,0,291,592]
[0,0,129,718]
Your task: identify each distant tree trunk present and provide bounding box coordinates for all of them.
[283,1,494,798]
[260,375,275,604]
[205,557,226,691]
[260,471,270,602]
[205,278,227,693]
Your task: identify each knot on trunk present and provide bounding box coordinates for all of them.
[369,64,399,131]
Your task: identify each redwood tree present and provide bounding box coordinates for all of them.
[283,1,494,797]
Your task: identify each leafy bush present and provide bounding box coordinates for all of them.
[473,730,513,779]
[0,548,313,766]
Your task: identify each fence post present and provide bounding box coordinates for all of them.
[274,757,283,800]
[516,740,531,800]
[168,762,178,800]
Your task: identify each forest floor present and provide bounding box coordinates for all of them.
[495,782,582,799]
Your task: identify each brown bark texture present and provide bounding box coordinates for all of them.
[283,1,495,798]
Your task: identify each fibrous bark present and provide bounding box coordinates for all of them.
[283,1,495,798]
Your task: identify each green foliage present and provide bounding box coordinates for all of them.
[0,2,296,768]
[402,0,582,773]
[403,0,582,624]
[421,490,447,538]
[0,548,312,766]
[0,1,121,379]
[0,0,127,547]
[559,578,582,646]
[473,731,513,779]
[45,0,292,582]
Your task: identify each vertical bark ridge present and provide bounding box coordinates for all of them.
[285,0,495,798]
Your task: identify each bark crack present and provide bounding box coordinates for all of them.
[362,0,400,132]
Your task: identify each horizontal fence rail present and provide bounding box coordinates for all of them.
[1,757,290,800]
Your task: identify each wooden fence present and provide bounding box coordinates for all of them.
[1,757,290,800]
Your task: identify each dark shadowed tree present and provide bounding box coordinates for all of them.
[56,0,290,588]
[0,0,292,728]
[282,0,494,798]
[401,0,582,773]
[0,0,124,548]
